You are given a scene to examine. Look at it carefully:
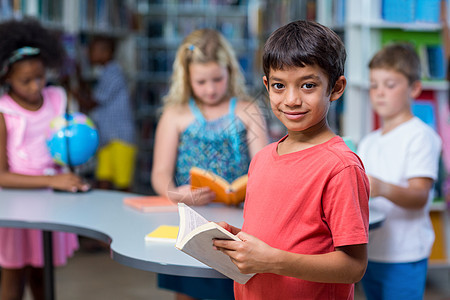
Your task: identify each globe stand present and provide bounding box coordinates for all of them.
[52,112,92,193]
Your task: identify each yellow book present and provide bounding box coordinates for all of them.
[189,167,248,205]
[145,225,179,243]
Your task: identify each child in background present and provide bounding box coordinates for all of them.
[73,36,136,192]
[151,29,268,299]
[358,44,442,299]
[0,18,86,299]
[213,20,370,300]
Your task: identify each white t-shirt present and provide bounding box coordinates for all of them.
[358,117,442,263]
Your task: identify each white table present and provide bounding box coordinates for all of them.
[0,189,384,299]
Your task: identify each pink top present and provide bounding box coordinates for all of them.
[0,87,65,175]
[0,86,78,268]
[234,136,369,300]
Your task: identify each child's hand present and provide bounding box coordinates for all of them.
[213,231,280,274]
[49,173,90,193]
[216,221,241,235]
[168,184,215,206]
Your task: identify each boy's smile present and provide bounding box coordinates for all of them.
[263,65,341,137]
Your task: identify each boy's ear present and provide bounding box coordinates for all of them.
[263,76,269,92]
[410,80,422,99]
[330,76,347,102]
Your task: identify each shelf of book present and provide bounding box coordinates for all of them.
[344,0,447,143]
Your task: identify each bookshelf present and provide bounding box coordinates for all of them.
[344,0,447,142]
[345,0,450,268]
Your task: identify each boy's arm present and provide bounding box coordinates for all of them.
[213,231,367,284]
[369,176,433,209]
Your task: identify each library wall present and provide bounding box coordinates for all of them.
[1,0,448,210]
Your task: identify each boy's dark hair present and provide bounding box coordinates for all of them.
[369,43,421,84]
[263,20,346,93]
[0,18,65,81]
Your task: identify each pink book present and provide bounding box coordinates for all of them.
[123,196,178,212]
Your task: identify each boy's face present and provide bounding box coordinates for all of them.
[89,42,112,65]
[369,68,421,121]
[263,64,344,134]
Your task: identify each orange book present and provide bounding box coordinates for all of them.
[189,167,248,205]
[123,196,178,212]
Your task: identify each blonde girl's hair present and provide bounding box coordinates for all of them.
[163,28,251,108]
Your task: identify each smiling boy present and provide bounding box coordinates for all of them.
[213,20,370,299]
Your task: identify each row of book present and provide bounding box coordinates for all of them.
[145,16,248,41]
[0,0,132,32]
[79,0,132,31]
[420,45,446,80]
[140,0,243,6]
[0,0,62,22]
[382,0,441,23]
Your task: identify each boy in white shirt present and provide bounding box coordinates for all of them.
[358,43,442,300]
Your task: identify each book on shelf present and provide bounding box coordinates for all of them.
[189,167,247,206]
[123,195,178,212]
[175,203,254,284]
[145,225,179,243]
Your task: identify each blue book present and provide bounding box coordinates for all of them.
[416,0,440,23]
[412,101,437,131]
[382,0,415,23]
[427,46,445,80]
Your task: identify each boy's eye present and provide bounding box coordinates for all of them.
[385,81,396,89]
[302,83,315,89]
[271,83,284,90]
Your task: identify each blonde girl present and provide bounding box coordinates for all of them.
[151,29,268,300]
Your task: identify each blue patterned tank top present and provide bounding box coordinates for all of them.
[174,98,251,186]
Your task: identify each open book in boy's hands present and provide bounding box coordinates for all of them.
[175,203,255,284]
[189,167,248,205]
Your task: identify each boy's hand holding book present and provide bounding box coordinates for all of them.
[175,204,255,284]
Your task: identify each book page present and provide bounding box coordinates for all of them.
[177,203,209,241]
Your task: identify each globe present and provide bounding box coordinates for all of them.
[46,112,99,166]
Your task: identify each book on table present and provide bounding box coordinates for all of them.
[175,203,255,284]
[123,195,178,212]
[145,225,179,243]
[189,167,248,205]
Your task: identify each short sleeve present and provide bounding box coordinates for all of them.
[93,63,127,105]
[405,129,441,181]
[322,165,370,247]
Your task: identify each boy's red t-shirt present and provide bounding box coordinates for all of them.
[234,136,369,300]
